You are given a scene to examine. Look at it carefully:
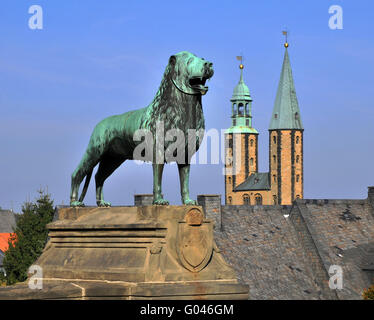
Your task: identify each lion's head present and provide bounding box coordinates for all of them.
[169,51,214,96]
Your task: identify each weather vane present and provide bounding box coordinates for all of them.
[236,54,244,69]
[282,30,289,48]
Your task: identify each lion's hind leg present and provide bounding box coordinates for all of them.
[70,152,99,207]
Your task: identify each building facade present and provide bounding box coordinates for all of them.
[225,42,304,205]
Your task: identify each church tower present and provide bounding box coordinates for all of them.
[269,41,304,205]
[225,62,259,205]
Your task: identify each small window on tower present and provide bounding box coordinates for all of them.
[273,195,277,205]
[233,119,236,126]
[228,176,232,184]
[228,196,232,205]
[274,113,278,119]
[250,139,254,147]
[250,158,254,166]
[296,136,300,144]
[228,136,233,148]
[296,175,300,182]
[296,155,300,163]
[273,136,277,144]
[246,119,249,126]
[273,175,277,182]
[273,155,276,163]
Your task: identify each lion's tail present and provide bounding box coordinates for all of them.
[78,168,93,203]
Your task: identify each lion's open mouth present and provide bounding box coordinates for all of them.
[189,76,209,94]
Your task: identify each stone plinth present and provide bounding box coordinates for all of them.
[0,205,249,300]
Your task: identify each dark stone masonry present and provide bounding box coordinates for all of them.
[198,186,374,300]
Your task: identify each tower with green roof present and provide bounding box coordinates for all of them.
[224,37,304,206]
[225,62,259,204]
[269,41,304,205]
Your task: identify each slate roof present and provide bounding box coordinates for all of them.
[234,172,271,191]
[269,47,303,130]
[0,210,16,233]
[214,198,374,300]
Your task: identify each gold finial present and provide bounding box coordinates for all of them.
[236,55,244,69]
[282,30,289,48]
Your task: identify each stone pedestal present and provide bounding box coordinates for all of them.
[0,205,249,300]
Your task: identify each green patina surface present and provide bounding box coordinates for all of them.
[269,47,303,130]
[225,65,258,134]
[70,51,214,207]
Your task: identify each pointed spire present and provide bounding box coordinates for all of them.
[269,43,303,130]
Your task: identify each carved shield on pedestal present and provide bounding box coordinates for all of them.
[177,208,213,272]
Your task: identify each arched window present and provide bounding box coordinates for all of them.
[228,176,232,184]
[250,139,254,147]
[243,194,250,205]
[228,196,232,205]
[238,103,244,116]
[296,136,300,144]
[296,175,300,182]
[273,174,277,182]
[255,194,262,205]
[232,103,236,114]
[273,155,276,163]
[296,195,300,199]
[273,195,277,205]
[296,155,300,163]
[273,136,277,144]
[250,158,254,166]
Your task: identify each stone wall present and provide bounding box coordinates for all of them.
[368,186,374,211]
[134,194,154,206]
[197,195,222,231]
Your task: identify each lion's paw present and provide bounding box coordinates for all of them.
[70,201,85,207]
[97,200,111,207]
[182,198,197,206]
[153,199,169,205]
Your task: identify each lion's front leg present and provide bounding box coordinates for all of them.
[152,163,169,205]
[178,163,197,205]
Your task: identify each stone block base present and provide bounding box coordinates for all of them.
[0,205,249,300]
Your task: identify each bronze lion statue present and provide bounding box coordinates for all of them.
[70,51,214,207]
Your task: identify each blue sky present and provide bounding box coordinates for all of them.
[0,0,373,211]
